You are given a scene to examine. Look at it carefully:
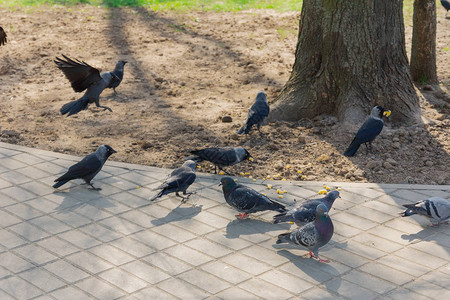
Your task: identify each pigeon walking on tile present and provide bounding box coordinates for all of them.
[220,177,286,220]
[276,203,334,263]
[53,145,116,190]
[401,197,450,225]
[150,160,197,202]
[189,146,254,174]
[344,106,391,156]
[237,91,270,135]
[273,191,340,226]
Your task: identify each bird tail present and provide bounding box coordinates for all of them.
[270,201,286,213]
[150,190,164,201]
[237,123,250,135]
[53,180,69,189]
[276,232,291,244]
[272,212,291,224]
[343,140,360,157]
[60,97,90,116]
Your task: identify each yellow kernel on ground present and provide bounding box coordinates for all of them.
[249,157,254,162]
[337,187,342,191]
[136,186,140,189]
[297,170,302,173]
[262,193,267,196]
[318,190,327,194]
[285,165,291,169]
[267,175,271,179]
[267,184,273,189]
[218,171,225,175]
[289,222,294,224]
[234,179,238,182]
[278,195,284,199]
[282,178,287,181]
[323,185,331,190]
[245,172,250,175]
[196,165,201,168]
[252,179,256,182]
[301,175,306,178]
[240,172,245,176]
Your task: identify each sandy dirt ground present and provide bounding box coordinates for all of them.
[0,5,449,185]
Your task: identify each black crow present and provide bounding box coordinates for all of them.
[0,27,7,46]
[53,145,116,190]
[55,55,126,116]
[150,160,197,202]
[220,177,286,220]
[237,91,270,135]
[189,146,254,174]
[107,60,127,94]
[344,106,391,157]
[441,0,450,16]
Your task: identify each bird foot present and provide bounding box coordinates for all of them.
[89,184,102,191]
[236,213,248,220]
[309,251,329,263]
[98,105,113,112]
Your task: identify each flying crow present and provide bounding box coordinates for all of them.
[53,145,116,190]
[55,55,126,116]
[344,105,391,157]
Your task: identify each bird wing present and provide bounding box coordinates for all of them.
[229,187,260,211]
[193,148,237,166]
[294,223,318,247]
[351,117,384,144]
[0,27,7,46]
[292,206,316,223]
[55,55,102,93]
[163,171,196,190]
[105,71,121,89]
[55,154,102,182]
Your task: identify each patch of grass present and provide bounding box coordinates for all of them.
[2,0,303,11]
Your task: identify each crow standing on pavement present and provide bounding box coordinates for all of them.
[0,27,7,46]
[237,91,270,135]
[150,160,198,202]
[53,145,116,190]
[189,146,254,174]
[344,106,391,157]
[55,55,126,116]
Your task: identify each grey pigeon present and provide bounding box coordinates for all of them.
[344,106,391,156]
[237,91,270,135]
[276,203,334,263]
[106,60,127,94]
[401,197,450,225]
[220,177,286,219]
[55,55,126,116]
[53,145,116,190]
[273,190,340,226]
[150,160,197,202]
[189,146,254,174]
[0,27,7,46]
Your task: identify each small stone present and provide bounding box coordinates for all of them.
[425,161,433,167]
[386,158,397,165]
[222,116,233,123]
[298,136,307,144]
[392,142,400,149]
[383,162,393,169]
[354,169,364,177]
[366,161,378,169]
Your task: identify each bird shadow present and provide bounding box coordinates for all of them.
[277,249,341,292]
[52,184,115,213]
[151,203,203,226]
[225,218,290,239]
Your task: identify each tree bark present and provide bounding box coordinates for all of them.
[269,0,421,125]
[410,0,438,84]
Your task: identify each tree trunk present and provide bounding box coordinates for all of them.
[410,0,438,84]
[269,0,421,125]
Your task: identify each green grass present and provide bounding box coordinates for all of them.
[2,0,302,11]
[1,0,415,13]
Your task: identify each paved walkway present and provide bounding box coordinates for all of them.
[0,142,448,300]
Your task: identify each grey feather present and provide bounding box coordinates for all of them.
[190,147,253,173]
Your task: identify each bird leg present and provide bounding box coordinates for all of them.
[175,191,195,203]
[98,105,113,112]
[113,87,118,95]
[309,251,329,263]
[88,183,102,191]
[235,212,248,220]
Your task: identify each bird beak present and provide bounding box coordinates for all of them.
[383,110,391,117]
[111,149,117,154]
